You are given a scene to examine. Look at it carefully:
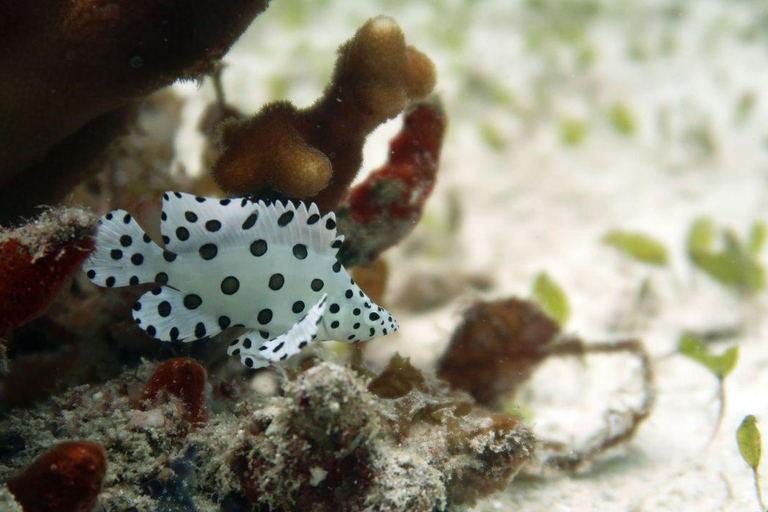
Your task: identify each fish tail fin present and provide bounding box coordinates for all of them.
[82,210,165,288]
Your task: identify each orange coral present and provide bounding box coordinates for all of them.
[212,16,437,210]
[0,0,270,224]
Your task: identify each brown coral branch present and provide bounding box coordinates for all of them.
[335,97,447,267]
[211,16,437,210]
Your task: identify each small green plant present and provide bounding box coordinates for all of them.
[686,218,766,297]
[603,230,669,266]
[532,272,570,327]
[608,103,638,137]
[736,415,765,511]
[480,122,509,152]
[559,117,589,146]
[686,120,718,157]
[678,333,738,445]
[735,91,757,124]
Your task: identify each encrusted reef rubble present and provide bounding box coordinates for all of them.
[0,357,534,511]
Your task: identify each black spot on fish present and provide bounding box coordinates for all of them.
[293,244,308,260]
[242,213,258,230]
[268,274,284,290]
[278,211,294,226]
[221,276,240,295]
[184,294,202,310]
[250,240,267,257]
[199,243,217,260]
[258,309,273,325]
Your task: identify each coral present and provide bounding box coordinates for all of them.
[336,98,447,267]
[211,16,437,211]
[140,357,209,432]
[0,207,97,333]
[0,358,534,511]
[6,441,107,512]
[437,298,560,407]
[0,0,271,224]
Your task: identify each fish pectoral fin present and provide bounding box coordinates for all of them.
[133,287,221,342]
[228,294,328,367]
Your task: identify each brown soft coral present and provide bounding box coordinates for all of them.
[0,0,270,224]
[211,15,437,210]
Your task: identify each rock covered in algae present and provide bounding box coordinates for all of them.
[215,358,533,511]
[437,298,560,408]
[0,487,23,512]
[0,357,533,511]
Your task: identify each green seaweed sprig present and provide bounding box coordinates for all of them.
[687,218,766,297]
[736,415,765,511]
[603,230,669,267]
[678,333,739,445]
[532,271,570,327]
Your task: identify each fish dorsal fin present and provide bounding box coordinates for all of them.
[160,192,257,253]
[227,294,328,367]
[257,200,342,257]
[160,192,342,257]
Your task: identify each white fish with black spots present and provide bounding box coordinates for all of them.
[82,192,398,369]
